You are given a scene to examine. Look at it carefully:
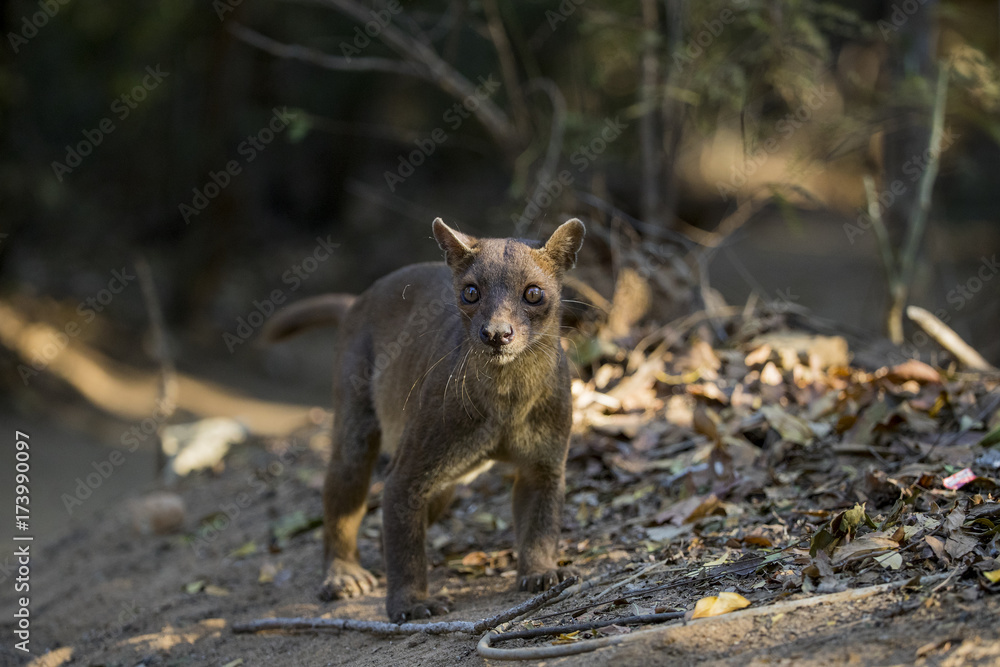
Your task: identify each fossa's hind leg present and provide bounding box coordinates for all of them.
[318,375,381,601]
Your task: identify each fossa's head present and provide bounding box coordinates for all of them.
[433,218,585,364]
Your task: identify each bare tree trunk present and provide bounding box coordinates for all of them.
[879,0,938,342]
[639,0,661,224]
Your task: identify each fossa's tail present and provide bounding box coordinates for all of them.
[263,294,356,342]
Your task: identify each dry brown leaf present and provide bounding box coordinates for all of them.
[693,405,720,440]
[887,359,941,384]
[831,535,899,566]
[692,591,751,618]
[945,532,978,560]
[944,505,967,534]
[925,535,948,562]
[462,551,490,567]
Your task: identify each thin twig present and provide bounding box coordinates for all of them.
[135,256,178,473]
[907,306,996,371]
[481,0,529,135]
[887,63,950,343]
[594,559,666,601]
[494,610,685,643]
[232,577,576,635]
[863,174,896,282]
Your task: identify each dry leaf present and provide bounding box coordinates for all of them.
[944,532,978,560]
[983,569,1000,583]
[745,344,772,367]
[831,535,898,566]
[258,561,278,584]
[761,405,814,445]
[760,362,783,386]
[887,359,941,384]
[924,535,948,562]
[692,591,751,618]
[462,551,490,567]
[874,552,903,570]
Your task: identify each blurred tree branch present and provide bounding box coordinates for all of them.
[313,0,519,149]
[228,23,423,77]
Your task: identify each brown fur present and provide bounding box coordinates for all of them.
[267,218,584,622]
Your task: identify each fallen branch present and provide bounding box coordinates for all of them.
[232,576,576,636]
[478,572,952,660]
[907,305,996,371]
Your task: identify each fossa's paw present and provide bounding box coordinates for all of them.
[317,559,378,601]
[518,566,577,593]
[388,593,454,623]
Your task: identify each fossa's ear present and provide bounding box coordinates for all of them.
[542,218,586,271]
[433,218,478,269]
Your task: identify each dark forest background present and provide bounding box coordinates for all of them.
[0,0,998,423]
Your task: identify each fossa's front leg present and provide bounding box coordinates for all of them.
[381,463,453,622]
[512,460,575,591]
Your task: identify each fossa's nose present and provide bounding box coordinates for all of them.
[480,323,514,347]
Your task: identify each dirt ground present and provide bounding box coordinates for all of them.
[2,412,998,667]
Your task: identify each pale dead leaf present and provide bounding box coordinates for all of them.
[692,591,751,618]
[875,552,903,570]
[760,405,814,445]
[745,344,772,367]
[760,362,783,386]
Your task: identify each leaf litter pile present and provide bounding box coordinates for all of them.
[412,298,1000,656]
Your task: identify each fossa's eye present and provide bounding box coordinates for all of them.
[524,285,543,304]
[462,285,479,304]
